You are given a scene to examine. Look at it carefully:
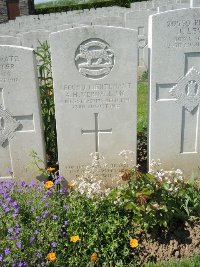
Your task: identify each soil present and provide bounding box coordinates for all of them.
[138,220,200,264]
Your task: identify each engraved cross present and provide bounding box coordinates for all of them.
[156,52,200,153]
[0,88,35,178]
[81,113,112,153]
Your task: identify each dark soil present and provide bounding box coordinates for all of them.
[138,220,200,264]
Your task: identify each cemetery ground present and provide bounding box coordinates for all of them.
[0,44,200,266]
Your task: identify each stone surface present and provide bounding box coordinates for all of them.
[0,36,21,46]
[92,16,125,27]
[149,8,200,174]
[20,30,50,50]
[125,10,156,74]
[50,26,137,182]
[0,45,45,180]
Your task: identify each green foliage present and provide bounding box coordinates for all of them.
[137,79,148,133]
[35,0,138,14]
[0,167,200,266]
[114,168,200,231]
[0,179,141,266]
[35,42,57,162]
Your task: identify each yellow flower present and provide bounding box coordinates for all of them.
[130,238,139,248]
[68,181,74,188]
[70,235,80,243]
[47,90,53,96]
[47,252,56,261]
[47,167,55,172]
[90,252,97,262]
[44,181,54,189]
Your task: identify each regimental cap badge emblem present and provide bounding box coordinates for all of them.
[75,38,114,79]
[0,105,21,146]
[169,67,200,112]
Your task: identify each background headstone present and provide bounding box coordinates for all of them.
[125,10,156,76]
[50,26,138,182]
[0,36,21,46]
[19,30,50,50]
[0,45,46,180]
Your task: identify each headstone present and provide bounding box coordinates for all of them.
[125,10,156,75]
[0,45,46,180]
[149,8,200,174]
[0,36,21,46]
[92,16,125,27]
[20,30,50,50]
[57,24,71,31]
[50,26,138,182]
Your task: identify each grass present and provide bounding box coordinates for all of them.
[145,254,200,267]
[137,79,148,133]
[35,0,112,9]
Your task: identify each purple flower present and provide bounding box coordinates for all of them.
[4,248,10,255]
[4,207,10,213]
[29,181,35,187]
[15,228,20,234]
[64,205,69,210]
[0,254,2,260]
[21,181,26,187]
[18,262,23,267]
[34,230,39,235]
[31,207,35,212]
[11,201,18,207]
[30,236,35,243]
[64,220,69,226]
[47,190,53,196]
[8,228,13,233]
[45,202,49,207]
[51,241,57,247]
[36,216,41,222]
[5,197,11,203]
[16,241,21,248]
[36,252,42,258]
[42,210,48,218]
[52,215,57,220]
[41,262,45,266]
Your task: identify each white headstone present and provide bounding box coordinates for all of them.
[149,8,200,174]
[92,16,125,27]
[20,30,50,50]
[125,10,156,74]
[0,36,21,46]
[50,26,138,182]
[57,24,71,31]
[0,45,46,180]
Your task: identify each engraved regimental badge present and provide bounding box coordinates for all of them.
[170,67,200,112]
[75,38,114,79]
[0,105,21,146]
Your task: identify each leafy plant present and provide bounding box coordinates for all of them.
[114,166,200,232]
[35,42,58,163]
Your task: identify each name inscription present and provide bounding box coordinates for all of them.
[166,19,200,48]
[64,82,132,109]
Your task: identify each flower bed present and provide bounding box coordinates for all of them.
[0,163,200,266]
